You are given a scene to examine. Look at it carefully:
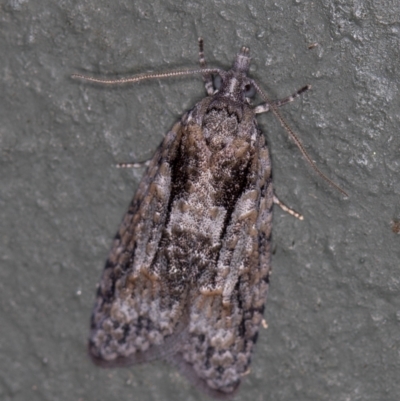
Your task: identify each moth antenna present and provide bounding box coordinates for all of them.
[71,68,221,85]
[253,82,348,198]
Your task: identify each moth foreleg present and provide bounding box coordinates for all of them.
[254,85,311,114]
[198,37,214,96]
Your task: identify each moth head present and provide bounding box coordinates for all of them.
[212,73,257,105]
[211,46,257,103]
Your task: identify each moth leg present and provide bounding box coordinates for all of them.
[254,85,311,114]
[116,160,151,169]
[273,194,303,220]
[198,37,214,96]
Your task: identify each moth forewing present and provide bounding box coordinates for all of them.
[89,124,186,366]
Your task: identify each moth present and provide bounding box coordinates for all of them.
[73,39,346,399]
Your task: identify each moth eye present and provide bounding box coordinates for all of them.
[244,83,256,98]
[213,74,222,90]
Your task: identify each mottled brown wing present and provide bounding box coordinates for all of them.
[171,135,273,399]
[89,120,188,366]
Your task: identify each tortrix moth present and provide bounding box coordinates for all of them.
[73,38,346,398]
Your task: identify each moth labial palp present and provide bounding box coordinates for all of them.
[72,37,346,399]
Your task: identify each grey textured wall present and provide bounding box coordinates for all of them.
[1,1,400,400]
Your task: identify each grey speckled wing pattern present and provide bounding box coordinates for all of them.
[75,39,328,399]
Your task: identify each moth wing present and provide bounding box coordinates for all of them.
[89,121,187,366]
[171,135,273,398]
